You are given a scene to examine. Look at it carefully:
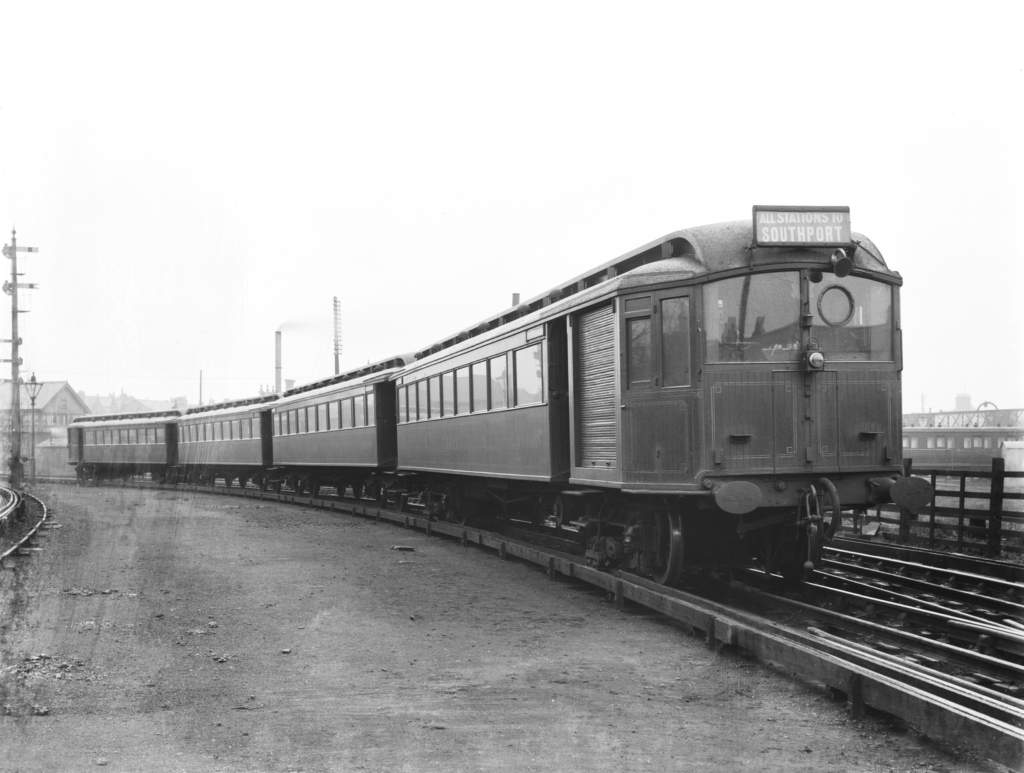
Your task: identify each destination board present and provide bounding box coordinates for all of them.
[753,205,851,247]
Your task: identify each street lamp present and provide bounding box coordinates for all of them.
[26,373,43,486]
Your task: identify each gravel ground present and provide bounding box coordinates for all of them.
[0,484,1013,772]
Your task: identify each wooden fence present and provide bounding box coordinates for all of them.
[838,458,1024,557]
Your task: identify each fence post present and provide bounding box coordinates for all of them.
[987,457,1005,557]
[957,474,966,552]
[928,472,937,549]
[903,458,918,521]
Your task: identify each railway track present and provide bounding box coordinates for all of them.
[0,488,51,569]
[31,476,1024,768]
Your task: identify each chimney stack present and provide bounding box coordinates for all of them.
[275,331,282,393]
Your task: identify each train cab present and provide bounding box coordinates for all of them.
[392,206,932,584]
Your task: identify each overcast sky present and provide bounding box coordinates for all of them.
[1,2,1020,412]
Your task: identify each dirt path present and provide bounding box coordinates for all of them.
[0,485,1005,772]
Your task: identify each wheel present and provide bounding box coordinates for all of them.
[651,510,684,586]
[553,496,571,530]
[444,487,468,525]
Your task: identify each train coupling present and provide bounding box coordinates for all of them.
[866,476,933,509]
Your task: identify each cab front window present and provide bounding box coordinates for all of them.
[808,274,892,361]
[704,272,801,362]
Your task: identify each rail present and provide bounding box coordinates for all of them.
[0,486,20,527]
[0,489,49,567]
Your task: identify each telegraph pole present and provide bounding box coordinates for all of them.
[2,228,38,489]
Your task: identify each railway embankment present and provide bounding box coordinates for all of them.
[0,484,1012,772]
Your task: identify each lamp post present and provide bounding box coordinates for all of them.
[26,373,43,486]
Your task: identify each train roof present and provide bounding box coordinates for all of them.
[70,410,181,427]
[272,366,404,409]
[280,354,414,399]
[184,394,279,418]
[407,219,896,363]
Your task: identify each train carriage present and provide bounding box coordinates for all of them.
[69,411,181,484]
[393,313,570,520]
[267,357,407,498]
[393,206,931,583]
[175,396,276,487]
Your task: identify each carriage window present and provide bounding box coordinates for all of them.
[149,428,157,444]
[441,372,454,417]
[330,399,341,428]
[241,419,251,439]
[808,275,893,361]
[490,355,508,410]
[985,437,993,449]
[157,428,165,443]
[298,408,307,433]
[366,392,375,426]
[927,437,936,449]
[515,343,543,406]
[455,367,470,414]
[274,413,282,436]
[354,395,366,427]
[910,437,919,448]
[627,318,652,388]
[86,430,95,445]
[128,429,137,444]
[429,376,441,418]
[902,437,909,448]
[417,380,428,420]
[342,399,353,429]
[252,419,261,439]
[947,437,954,449]
[318,403,328,431]
[974,437,983,448]
[398,387,407,424]
[937,437,946,448]
[215,423,223,441]
[472,362,488,412]
[704,272,801,363]
[231,420,240,439]
[661,297,691,387]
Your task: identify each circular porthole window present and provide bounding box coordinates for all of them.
[817,285,855,327]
